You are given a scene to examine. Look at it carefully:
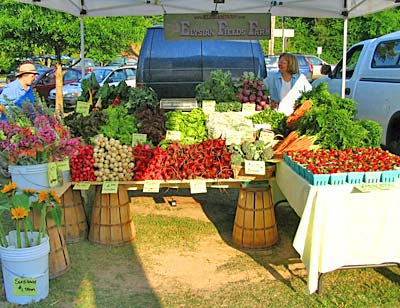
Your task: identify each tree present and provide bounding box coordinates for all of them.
[0,0,159,115]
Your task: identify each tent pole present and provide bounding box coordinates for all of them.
[80,17,85,76]
[341,16,348,99]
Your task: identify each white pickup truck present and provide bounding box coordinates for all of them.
[312,31,400,154]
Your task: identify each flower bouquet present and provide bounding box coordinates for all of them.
[0,100,82,166]
[0,181,62,304]
[0,181,62,248]
[0,100,82,189]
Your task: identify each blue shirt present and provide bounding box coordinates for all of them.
[0,79,35,108]
[264,72,303,103]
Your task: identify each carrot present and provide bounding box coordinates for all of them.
[287,100,313,128]
[284,135,315,152]
[273,131,299,152]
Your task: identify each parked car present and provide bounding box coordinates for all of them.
[312,30,400,154]
[265,55,280,75]
[136,25,266,99]
[305,55,335,80]
[48,65,137,110]
[264,53,313,82]
[109,56,137,67]
[71,58,96,74]
[33,67,82,102]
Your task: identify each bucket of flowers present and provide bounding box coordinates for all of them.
[0,181,62,304]
[0,100,82,191]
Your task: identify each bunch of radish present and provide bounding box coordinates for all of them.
[236,72,269,111]
[93,134,135,181]
[70,145,97,182]
[132,138,233,181]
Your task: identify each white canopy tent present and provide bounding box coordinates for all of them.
[15,0,400,104]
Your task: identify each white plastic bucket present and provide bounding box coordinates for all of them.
[0,231,50,305]
[8,163,50,191]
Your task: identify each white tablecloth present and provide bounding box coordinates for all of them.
[275,161,400,294]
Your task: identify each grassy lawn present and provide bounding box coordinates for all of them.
[0,188,398,307]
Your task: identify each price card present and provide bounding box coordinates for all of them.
[56,159,70,171]
[244,160,266,175]
[101,181,119,194]
[190,180,207,194]
[132,133,147,146]
[75,101,90,116]
[143,180,160,193]
[202,100,216,114]
[165,130,182,141]
[47,162,59,187]
[242,103,256,114]
[353,183,376,193]
[259,130,275,143]
[254,124,272,130]
[13,278,37,296]
[225,130,241,145]
[73,182,91,190]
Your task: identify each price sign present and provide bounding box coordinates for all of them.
[225,130,241,145]
[47,162,59,187]
[73,182,91,190]
[165,130,182,141]
[259,130,275,143]
[143,180,160,193]
[132,133,147,146]
[244,160,266,175]
[13,278,37,296]
[101,181,119,194]
[202,100,216,114]
[76,101,90,116]
[190,180,207,194]
[56,159,70,172]
[242,103,255,114]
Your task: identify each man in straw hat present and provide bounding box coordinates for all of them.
[0,63,39,114]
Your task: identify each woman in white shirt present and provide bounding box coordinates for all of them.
[264,53,312,115]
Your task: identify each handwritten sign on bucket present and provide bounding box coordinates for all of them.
[13,278,37,296]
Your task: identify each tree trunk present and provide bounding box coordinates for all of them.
[55,51,64,117]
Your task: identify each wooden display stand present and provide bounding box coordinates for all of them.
[232,185,278,248]
[29,208,71,279]
[60,187,88,243]
[88,185,136,245]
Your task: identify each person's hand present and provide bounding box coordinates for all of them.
[0,105,6,114]
[270,101,279,110]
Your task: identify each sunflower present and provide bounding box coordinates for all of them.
[1,182,17,194]
[11,207,29,220]
[38,190,49,203]
[22,188,37,195]
[49,190,61,205]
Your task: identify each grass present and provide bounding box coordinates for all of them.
[0,188,398,307]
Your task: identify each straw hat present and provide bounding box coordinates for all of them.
[15,63,38,77]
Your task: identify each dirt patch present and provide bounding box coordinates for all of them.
[129,189,306,292]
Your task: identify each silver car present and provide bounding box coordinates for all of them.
[48,65,136,110]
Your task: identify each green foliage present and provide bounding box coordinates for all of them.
[357,119,383,148]
[95,81,130,109]
[296,82,382,149]
[99,106,138,145]
[214,101,242,112]
[165,109,208,144]
[123,86,159,113]
[64,110,108,145]
[195,70,238,103]
[247,108,287,130]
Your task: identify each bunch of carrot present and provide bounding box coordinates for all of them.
[273,131,316,159]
